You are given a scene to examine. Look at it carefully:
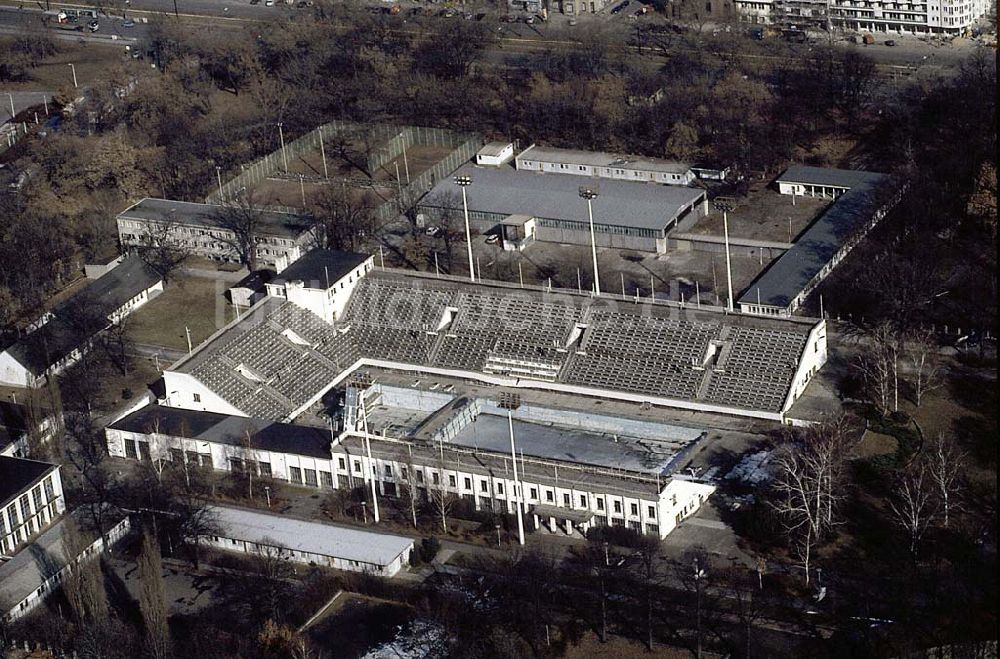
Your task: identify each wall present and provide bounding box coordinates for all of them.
[161,371,248,417]
[0,351,30,388]
[201,536,410,577]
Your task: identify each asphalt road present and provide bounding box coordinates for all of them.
[0,0,984,75]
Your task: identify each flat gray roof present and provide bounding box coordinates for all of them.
[118,198,313,239]
[518,145,690,175]
[478,141,512,157]
[422,164,704,232]
[740,168,889,308]
[777,165,885,190]
[208,506,412,566]
[447,413,702,476]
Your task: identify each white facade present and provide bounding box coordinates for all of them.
[107,420,716,540]
[1,515,131,622]
[828,0,989,33]
[0,464,65,556]
[476,142,515,167]
[516,146,696,186]
[265,256,375,323]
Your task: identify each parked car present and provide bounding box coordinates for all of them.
[123,18,135,26]
[610,1,630,14]
[485,234,500,244]
[525,14,535,23]
[87,19,99,31]
[885,39,896,46]
[568,17,577,25]
[426,226,442,237]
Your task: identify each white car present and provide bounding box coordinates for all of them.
[265,0,275,6]
[425,226,441,237]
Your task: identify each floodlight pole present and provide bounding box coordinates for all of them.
[580,188,601,296]
[215,166,224,202]
[715,201,735,312]
[455,176,475,282]
[67,63,78,89]
[360,390,380,523]
[277,122,288,173]
[508,410,525,546]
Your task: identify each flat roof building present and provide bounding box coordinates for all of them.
[265,249,374,323]
[420,163,706,253]
[516,145,695,186]
[739,166,896,317]
[203,505,413,577]
[116,198,317,272]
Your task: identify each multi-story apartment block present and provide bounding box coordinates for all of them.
[0,457,65,556]
[745,0,988,32]
[117,198,317,272]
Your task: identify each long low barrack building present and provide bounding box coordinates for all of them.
[739,166,899,317]
[418,163,707,253]
[161,267,827,424]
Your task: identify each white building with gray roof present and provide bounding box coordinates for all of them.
[516,145,695,186]
[419,163,706,253]
[740,166,899,317]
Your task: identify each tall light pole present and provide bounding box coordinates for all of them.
[579,187,601,296]
[714,200,735,312]
[359,387,380,523]
[694,558,707,659]
[277,122,288,173]
[455,175,476,282]
[215,165,224,202]
[67,63,78,89]
[7,94,14,123]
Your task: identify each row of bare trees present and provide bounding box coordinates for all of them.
[854,323,944,415]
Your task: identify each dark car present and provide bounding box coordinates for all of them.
[610,0,630,13]
[885,39,896,46]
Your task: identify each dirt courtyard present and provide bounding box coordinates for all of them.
[686,188,830,243]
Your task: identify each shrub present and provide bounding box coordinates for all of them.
[419,536,441,563]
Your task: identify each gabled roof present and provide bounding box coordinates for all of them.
[109,405,332,459]
[0,456,56,509]
[117,198,313,239]
[270,250,370,289]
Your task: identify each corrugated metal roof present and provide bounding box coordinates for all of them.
[208,505,413,566]
[422,164,704,232]
[777,165,885,189]
[118,198,313,239]
[517,145,690,175]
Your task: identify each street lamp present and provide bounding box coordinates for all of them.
[215,165,224,202]
[713,200,735,312]
[579,187,601,296]
[67,63,78,89]
[454,175,476,282]
[264,485,271,508]
[693,558,707,659]
[495,522,502,548]
[277,122,288,173]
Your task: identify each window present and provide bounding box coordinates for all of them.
[449,475,456,487]
[43,477,54,502]
[580,495,588,507]
[545,490,554,503]
[613,500,622,514]
[320,471,333,488]
[432,472,440,485]
[338,457,346,470]
[304,469,318,487]
[630,503,639,516]
[496,483,504,495]
[193,393,201,403]
[401,466,408,480]
[480,480,488,493]
[229,458,244,472]
[289,466,302,483]
[530,487,538,499]
[259,462,272,477]
[648,506,656,519]
[353,460,362,474]
[464,477,472,490]
[597,497,605,511]
[124,439,138,460]
[417,471,424,484]
[19,495,30,520]
[384,465,393,477]
[31,486,43,512]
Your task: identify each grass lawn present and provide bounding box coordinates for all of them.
[129,275,238,351]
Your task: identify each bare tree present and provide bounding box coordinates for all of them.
[905,328,943,407]
[138,533,170,659]
[309,183,375,252]
[927,433,965,528]
[769,419,856,584]
[889,463,937,556]
[210,194,268,271]
[135,213,191,284]
[631,535,666,651]
[62,518,109,623]
[854,322,903,416]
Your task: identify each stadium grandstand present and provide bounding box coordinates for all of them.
[163,269,827,424]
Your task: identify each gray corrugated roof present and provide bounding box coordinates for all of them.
[55,256,160,317]
[422,164,704,232]
[271,250,370,288]
[518,146,690,175]
[777,165,885,190]
[108,405,331,459]
[740,170,888,308]
[208,505,412,566]
[477,141,512,157]
[118,198,313,239]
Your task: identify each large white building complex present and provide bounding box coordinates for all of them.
[740,0,990,33]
